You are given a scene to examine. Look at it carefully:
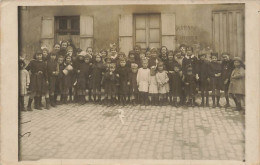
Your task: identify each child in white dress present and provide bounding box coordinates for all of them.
[137,58,150,105]
[156,62,169,106]
[149,66,158,106]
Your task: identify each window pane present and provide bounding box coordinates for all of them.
[71,17,80,35]
[136,15,146,29]
[149,29,160,42]
[149,43,160,48]
[149,15,160,28]
[59,18,67,30]
[136,30,146,42]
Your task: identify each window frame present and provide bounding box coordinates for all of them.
[133,13,162,50]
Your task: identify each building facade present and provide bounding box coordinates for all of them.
[19,4,245,60]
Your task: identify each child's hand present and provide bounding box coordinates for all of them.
[196,74,199,80]
[169,71,174,73]
[38,71,43,74]
[116,74,119,77]
[185,83,189,85]
[46,81,49,85]
[224,79,229,85]
[127,82,130,85]
[77,70,80,73]
[207,78,210,82]
[196,88,199,91]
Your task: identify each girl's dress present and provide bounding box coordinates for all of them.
[149,75,158,94]
[46,59,58,93]
[26,60,48,95]
[129,72,138,95]
[156,71,169,94]
[137,68,150,92]
[20,68,30,96]
[228,67,245,95]
[103,71,117,96]
[116,66,130,95]
[91,62,105,91]
[171,71,183,97]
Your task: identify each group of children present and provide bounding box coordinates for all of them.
[19,41,245,112]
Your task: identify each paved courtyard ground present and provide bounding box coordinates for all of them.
[19,97,245,161]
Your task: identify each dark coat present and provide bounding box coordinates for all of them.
[129,72,138,94]
[182,56,198,75]
[183,74,197,96]
[26,60,48,95]
[210,61,222,90]
[46,59,58,92]
[58,63,74,94]
[197,60,211,91]
[103,71,117,95]
[91,62,106,90]
[171,71,183,97]
[76,61,92,90]
[221,60,234,83]
[116,66,130,95]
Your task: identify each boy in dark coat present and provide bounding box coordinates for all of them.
[103,63,117,106]
[116,57,130,106]
[129,63,139,105]
[46,52,59,107]
[91,53,106,103]
[183,65,198,107]
[221,52,234,108]
[171,63,183,107]
[210,53,222,108]
[197,54,211,107]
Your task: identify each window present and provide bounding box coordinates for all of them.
[134,14,161,49]
[55,16,80,48]
[55,16,80,35]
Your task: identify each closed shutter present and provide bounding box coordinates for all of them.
[161,13,176,50]
[41,16,54,51]
[119,14,133,55]
[213,10,244,60]
[80,15,94,51]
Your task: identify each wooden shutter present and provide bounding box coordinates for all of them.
[41,16,54,52]
[119,14,133,56]
[161,13,176,50]
[80,15,94,51]
[213,10,244,60]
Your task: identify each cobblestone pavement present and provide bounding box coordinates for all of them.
[19,97,245,161]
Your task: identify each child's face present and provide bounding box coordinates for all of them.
[87,48,93,55]
[174,66,180,72]
[50,55,56,60]
[101,51,106,58]
[42,50,48,57]
[180,47,186,54]
[168,54,174,60]
[96,56,101,62]
[158,65,164,71]
[67,49,73,56]
[134,47,140,54]
[66,56,71,63]
[36,53,43,61]
[150,70,156,76]
[234,61,241,68]
[19,63,24,69]
[131,68,138,73]
[199,55,206,61]
[187,70,192,75]
[129,54,135,60]
[84,58,90,63]
[187,49,193,56]
[211,56,217,62]
[161,47,167,55]
[78,56,84,61]
[61,42,68,49]
[120,60,126,67]
[140,53,145,59]
[54,44,60,50]
[146,51,151,58]
[142,62,148,68]
[151,52,157,58]
[58,57,64,64]
[222,55,229,61]
[110,67,115,72]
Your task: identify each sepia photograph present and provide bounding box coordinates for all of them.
[16,3,247,161]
